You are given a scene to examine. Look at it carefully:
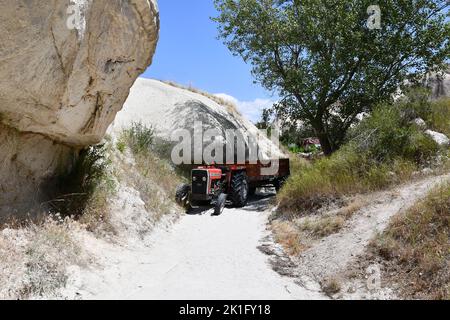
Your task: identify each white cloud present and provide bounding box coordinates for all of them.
[214,93,276,123]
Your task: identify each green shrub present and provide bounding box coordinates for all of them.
[428,98,450,137]
[278,144,402,214]
[404,130,440,164]
[372,182,450,299]
[118,124,185,215]
[289,145,305,154]
[398,88,450,137]
[399,86,433,121]
[278,90,448,216]
[349,101,439,165]
[116,140,126,154]
[46,144,113,219]
[120,122,155,154]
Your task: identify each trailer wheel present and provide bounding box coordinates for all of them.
[274,177,287,193]
[213,193,227,216]
[231,171,249,207]
[175,184,191,208]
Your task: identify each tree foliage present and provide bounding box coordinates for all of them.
[213,0,449,154]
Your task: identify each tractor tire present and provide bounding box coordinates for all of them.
[213,193,227,216]
[249,187,257,196]
[274,177,287,193]
[175,184,191,208]
[230,171,249,207]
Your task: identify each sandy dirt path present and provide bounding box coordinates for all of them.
[296,174,450,280]
[66,193,324,300]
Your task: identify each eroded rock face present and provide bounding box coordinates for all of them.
[0,0,159,146]
[0,124,76,219]
[425,66,450,100]
[0,0,159,216]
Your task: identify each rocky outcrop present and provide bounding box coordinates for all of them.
[425,66,450,99]
[0,0,159,145]
[0,123,77,219]
[109,78,286,162]
[0,0,159,216]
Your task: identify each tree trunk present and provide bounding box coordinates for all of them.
[317,133,333,156]
[312,120,334,156]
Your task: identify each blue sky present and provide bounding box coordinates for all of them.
[141,1,276,122]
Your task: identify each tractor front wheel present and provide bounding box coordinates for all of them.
[175,184,191,208]
[231,171,249,207]
[213,193,227,216]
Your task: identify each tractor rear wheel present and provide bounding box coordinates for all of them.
[175,184,191,208]
[230,171,249,207]
[274,177,287,193]
[213,193,227,216]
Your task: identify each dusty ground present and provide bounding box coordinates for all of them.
[47,173,449,300]
[62,192,325,300]
[288,173,450,299]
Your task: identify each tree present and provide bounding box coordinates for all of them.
[255,108,273,130]
[213,0,449,155]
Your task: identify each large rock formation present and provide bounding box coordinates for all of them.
[425,65,450,99]
[109,78,286,162]
[0,0,159,217]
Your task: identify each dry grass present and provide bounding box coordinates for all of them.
[78,179,116,236]
[278,95,449,218]
[162,80,240,115]
[271,221,306,256]
[299,216,346,239]
[372,182,450,299]
[45,141,117,236]
[295,198,365,239]
[321,277,342,296]
[278,146,417,216]
[428,98,450,137]
[304,197,366,237]
[118,124,184,220]
[0,217,87,299]
[130,150,182,217]
[336,197,367,220]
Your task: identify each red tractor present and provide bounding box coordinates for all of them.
[175,159,290,215]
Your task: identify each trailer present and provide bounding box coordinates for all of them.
[175,159,290,215]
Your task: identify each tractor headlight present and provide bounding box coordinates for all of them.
[192,176,197,182]
[202,177,207,182]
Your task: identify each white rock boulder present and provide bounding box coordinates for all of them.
[0,0,159,217]
[425,130,450,146]
[109,78,287,161]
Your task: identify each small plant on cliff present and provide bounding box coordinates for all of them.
[46,144,115,228]
[120,121,155,154]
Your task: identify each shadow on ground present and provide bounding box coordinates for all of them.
[186,190,276,216]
